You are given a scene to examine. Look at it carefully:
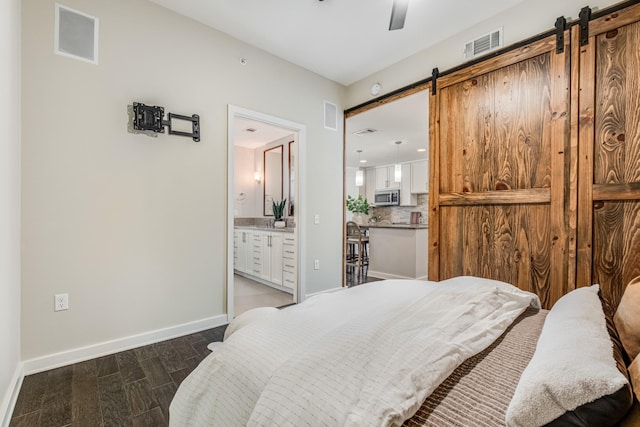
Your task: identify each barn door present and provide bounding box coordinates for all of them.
[429,34,572,308]
[576,4,640,307]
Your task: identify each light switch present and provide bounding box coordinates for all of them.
[314,214,320,225]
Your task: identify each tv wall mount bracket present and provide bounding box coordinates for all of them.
[132,102,200,142]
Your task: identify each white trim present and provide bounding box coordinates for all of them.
[227,105,307,316]
[1,363,24,427]
[367,271,428,281]
[304,286,345,299]
[22,315,227,375]
[54,3,99,65]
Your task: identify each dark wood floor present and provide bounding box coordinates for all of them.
[9,324,227,427]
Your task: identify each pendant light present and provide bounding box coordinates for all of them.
[355,150,364,187]
[394,141,402,182]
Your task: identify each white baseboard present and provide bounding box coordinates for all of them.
[368,271,427,281]
[304,286,345,300]
[23,314,228,375]
[1,363,24,427]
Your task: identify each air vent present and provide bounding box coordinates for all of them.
[55,4,99,64]
[464,27,503,61]
[353,128,378,136]
[324,101,338,131]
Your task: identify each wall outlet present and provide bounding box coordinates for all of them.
[54,293,69,311]
[314,259,320,270]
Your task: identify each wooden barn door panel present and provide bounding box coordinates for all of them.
[577,5,640,307]
[430,35,571,308]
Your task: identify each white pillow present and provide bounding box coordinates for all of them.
[505,285,629,427]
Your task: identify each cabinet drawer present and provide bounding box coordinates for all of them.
[282,271,296,289]
[282,261,296,273]
[283,236,296,245]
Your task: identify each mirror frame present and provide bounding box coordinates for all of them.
[288,140,296,217]
[263,144,284,216]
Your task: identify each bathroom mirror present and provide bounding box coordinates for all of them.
[263,145,283,216]
[289,141,296,216]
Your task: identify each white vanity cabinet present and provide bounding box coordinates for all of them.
[258,231,283,286]
[234,227,293,294]
[282,234,297,290]
[234,229,253,274]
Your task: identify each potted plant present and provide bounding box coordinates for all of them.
[272,199,287,228]
[346,195,370,225]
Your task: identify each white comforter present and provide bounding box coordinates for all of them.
[170,277,540,427]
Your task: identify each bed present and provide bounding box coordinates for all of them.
[169,276,640,426]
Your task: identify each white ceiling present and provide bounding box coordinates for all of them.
[234,117,294,149]
[150,0,527,86]
[346,90,428,168]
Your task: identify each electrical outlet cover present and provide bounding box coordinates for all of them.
[55,293,69,311]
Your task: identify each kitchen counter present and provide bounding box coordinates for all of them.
[234,225,295,233]
[362,222,428,230]
[367,226,428,280]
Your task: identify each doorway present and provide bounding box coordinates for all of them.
[343,90,430,286]
[227,105,306,321]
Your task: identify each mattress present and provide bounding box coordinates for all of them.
[405,307,548,426]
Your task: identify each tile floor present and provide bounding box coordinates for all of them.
[233,274,294,316]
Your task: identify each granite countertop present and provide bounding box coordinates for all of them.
[362,222,428,230]
[234,225,295,233]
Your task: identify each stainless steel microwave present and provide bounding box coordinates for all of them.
[374,189,400,206]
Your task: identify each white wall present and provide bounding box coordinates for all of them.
[0,0,22,421]
[233,146,257,218]
[346,0,621,107]
[21,0,345,362]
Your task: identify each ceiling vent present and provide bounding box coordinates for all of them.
[353,128,378,136]
[464,27,503,61]
[243,127,257,133]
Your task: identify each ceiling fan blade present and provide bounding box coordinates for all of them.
[389,0,409,31]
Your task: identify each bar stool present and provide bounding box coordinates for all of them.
[345,221,369,284]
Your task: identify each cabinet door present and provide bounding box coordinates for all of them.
[269,233,283,286]
[375,167,389,190]
[400,164,417,206]
[238,230,251,273]
[388,165,401,190]
[410,160,428,194]
[365,168,376,205]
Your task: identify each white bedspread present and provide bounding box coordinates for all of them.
[170,277,539,427]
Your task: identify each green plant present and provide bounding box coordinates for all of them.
[272,199,287,220]
[346,195,370,215]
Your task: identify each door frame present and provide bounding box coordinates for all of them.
[226,105,307,322]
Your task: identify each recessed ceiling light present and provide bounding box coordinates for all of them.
[417,148,427,152]
[360,159,367,163]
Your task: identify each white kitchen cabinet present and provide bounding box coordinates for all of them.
[410,160,429,194]
[375,166,400,190]
[400,163,417,206]
[365,168,376,205]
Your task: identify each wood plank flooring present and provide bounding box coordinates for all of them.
[10,324,227,427]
